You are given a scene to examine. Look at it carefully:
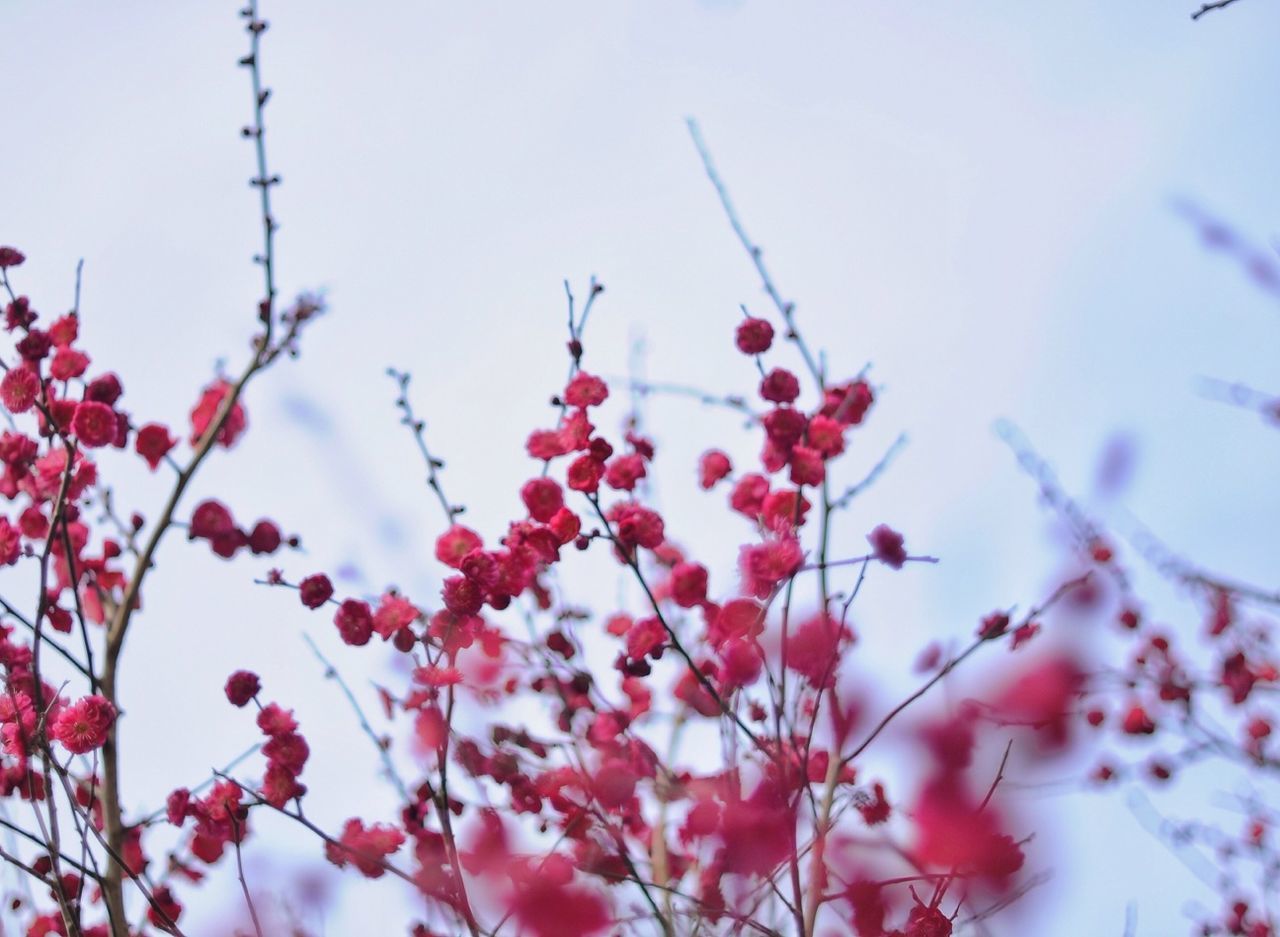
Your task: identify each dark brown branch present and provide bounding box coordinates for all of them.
[1191,0,1243,19]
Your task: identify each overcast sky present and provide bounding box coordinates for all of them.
[5,0,1280,933]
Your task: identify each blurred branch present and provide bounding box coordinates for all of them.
[1172,199,1280,302]
[832,433,908,510]
[302,632,411,802]
[1196,376,1278,422]
[1123,512,1280,607]
[619,377,760,422]
[839,573,1092,771]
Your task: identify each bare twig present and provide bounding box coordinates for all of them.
[832,434,908,510]
[0,595,91,679]
[1191,0,1243,20]
[302,633,411,802]
[686,118,825,390]
[929,739,1014,909]
[620,378,760,423]
[228,811,265,937]
[387,368,460,525]
[1123,513,1280,607]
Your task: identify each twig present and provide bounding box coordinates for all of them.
[434,682,481,937]
[1122,513,1280,607]
[686,118,825,390]
[137,743,263,826]
[0,818,102,882]
[957,871,1051,925]
[586,495,767,754]
[544,277,606,482]
[0,595,92,679]
[1196,375,1276,417]
[54,460,100,694]
[387,368,460,525]
[1191,0,1243,19]
[99,4,315,924]
[28,443,81,933]
[800,552,938,573]
[839,574,1091,771]
[929,739,1014,909]
[620,378,760,423]
[223,775,419,889]
[46,757,185,935]
[228,812,265,937]
[302,633,411,802]
[832,434,908,510]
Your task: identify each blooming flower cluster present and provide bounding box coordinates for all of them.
[0,5,1268,937]
[0,213,1091,936]
[1000,415,1280,937]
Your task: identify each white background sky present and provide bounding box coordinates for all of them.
[4,0,1280,934]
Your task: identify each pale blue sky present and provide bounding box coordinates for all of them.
[4,1,1280,933]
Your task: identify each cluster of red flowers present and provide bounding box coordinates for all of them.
[0,5,1270,937]
[0,208,1094,934]
[197,275,1099,937]
[999,417,1280,936]
[188,499,287,560]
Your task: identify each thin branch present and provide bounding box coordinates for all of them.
[1122,513,1280,607]
[54,458,100,693]
[929,739,1014,909]
[840,574,1091,771]
[587,495,767,754]
[99,4,312,924]
[46,757,185,936]
[620,378,760,423]
[832,433,908,510]
[1191,0,1243,19]
[387,368,460,525]
[0,595,92,679]
[228,812,265,937]
[800,552,938,574]
[243,5,279,331]
[686,118,825,390]
[302,633,411,802]
[137,743,263,826]
[0,818,103,883]
[543,277,606,483]
[225,776,419,889]
[1196,375,1276,417]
